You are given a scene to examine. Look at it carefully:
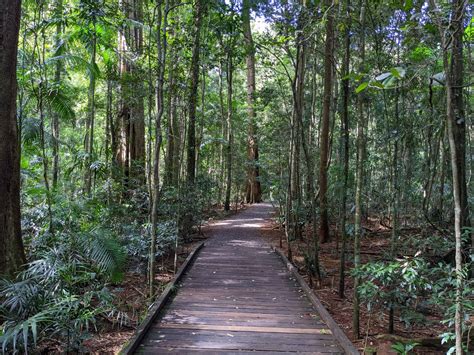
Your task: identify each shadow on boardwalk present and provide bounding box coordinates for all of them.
[129,203,357,354]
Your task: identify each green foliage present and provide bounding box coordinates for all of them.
[355,253,474,348]
[391,341,419,354]
[1,193,134,353]
[0,231,128,353]
[354,256,432,327]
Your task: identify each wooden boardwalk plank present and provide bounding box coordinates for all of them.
[122,204,358,354]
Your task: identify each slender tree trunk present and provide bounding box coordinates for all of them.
[290,2,305,242]
[353,0,366,339]
[186,0,205,185]
[106,78,113,204]
[439,130,446,220]
[338,0,351,299]
[218,60,226,205]
[224,52,233,212]
[0,0,27,278]
[242,0,262,204]
[149,0,169,298]
[84,30,96,196]
[430,0,468,350]
[164,43,178,187]
[52,0,63,189]
[37,24,55,236]
[438,0,467,352]
[195,67,206,176]
[286,122,294,262]
[389,87,400,334]
[319,0,335,244]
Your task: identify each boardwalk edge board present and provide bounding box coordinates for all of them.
[272,246,360,355]
[120,241,205,355]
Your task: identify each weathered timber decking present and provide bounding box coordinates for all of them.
[123,203,359,354]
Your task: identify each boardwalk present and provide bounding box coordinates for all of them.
[126,204,358,354]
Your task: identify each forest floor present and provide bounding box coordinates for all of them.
[260,214,448,354]
[80,203,449,354]
[82,205,246,354]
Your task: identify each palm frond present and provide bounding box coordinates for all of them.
[43,88,75,122]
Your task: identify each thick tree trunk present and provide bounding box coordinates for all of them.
[186,0,204,185]
[0,0,27,278]
[319,0,334,244]
[242,0,262,204]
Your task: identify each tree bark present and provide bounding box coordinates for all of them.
[353,0,366,340]
[117,0,145,187]
[186,0,205,185]
[84,29,96,196]
[440,0,467,352]
[164,40,179,188]
[430,0,468,351]
[224,52,233,212]
[149,0,169,298]
[52,0,63,189]
[338,0,351,299]
[290,2,305,242]
[319,0,335,244]
[242,0,262,204]
[0,0,27,278]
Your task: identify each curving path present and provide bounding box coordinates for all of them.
[130,203,357,354]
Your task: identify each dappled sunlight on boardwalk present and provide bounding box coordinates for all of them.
[133,204,350,354]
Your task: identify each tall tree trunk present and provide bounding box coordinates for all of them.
[84,28,96,196]
[106,78,113,204]
[195,67,207,177]
[353,0,366,340]
[448,1,470,233]
[218,60,226,205]
[37,21,55,236]
[164,42,178,188]
[431,0,468,352]
[290,2,305,242]
[388,85,400,334]
[117,0,145,187]
[224,52,233,212]
[186,0,205,184]
[0,0,27,277]
[319,0,335,244]
[438,130,446,220]
[338,0,351,299]
[52,0,63,189]
[242,0,262,204]
[149,0,169,298]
